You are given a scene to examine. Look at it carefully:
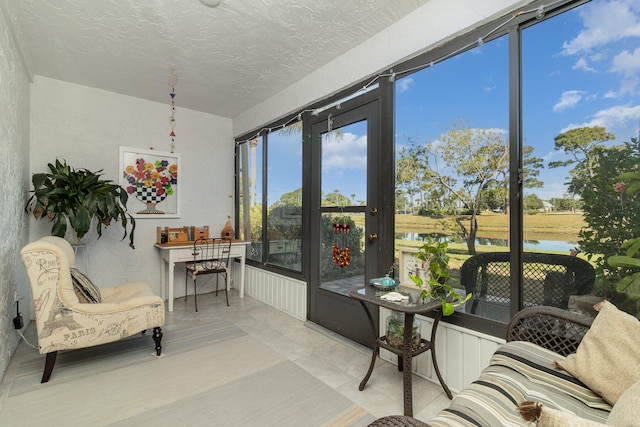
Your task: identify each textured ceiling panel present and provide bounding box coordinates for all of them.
[10,0,430,118]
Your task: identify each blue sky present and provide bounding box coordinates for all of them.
[261,0,640,206]
[394,0,640,201]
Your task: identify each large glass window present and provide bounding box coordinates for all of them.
[238,0,640,334]
[394,34,512,322]
[238,122,303,272]
[238,136,263,262]
[523,0,640,317]
[266,124,303,270]
[392,0,640,328]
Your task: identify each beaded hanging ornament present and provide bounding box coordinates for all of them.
[168,66,178,153]
[332,222,351,268]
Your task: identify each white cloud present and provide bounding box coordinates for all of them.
[484,84,496,92]
[618,76,640,95]
[397,77,413,93]
[553,90,585,112]
[562,0,640,56]
[572,57,596,72]
[322,132,367,170]
[541,150,559,162]
[559,103,640,133]
[611,47,640,77]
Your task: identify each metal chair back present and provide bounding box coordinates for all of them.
[185,237,232,311]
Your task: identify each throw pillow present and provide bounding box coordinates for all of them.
[555,300,640,406]
[606,379,640,426]
[70,268,101,303]
[517,401,603,427]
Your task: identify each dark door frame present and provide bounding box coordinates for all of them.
[305,87,395,347]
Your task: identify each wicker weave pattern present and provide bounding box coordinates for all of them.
[506,306,594,356]
[367,415,429,426]
[461,252,596,315]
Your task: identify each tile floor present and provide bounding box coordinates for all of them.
[179,290,452,422]
[2,289,452,424]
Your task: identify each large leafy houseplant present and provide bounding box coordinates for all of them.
[409,237,471,316]
[25,160,136,248]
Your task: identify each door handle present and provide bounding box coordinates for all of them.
[370,208,378,216]
[367,233,378,242]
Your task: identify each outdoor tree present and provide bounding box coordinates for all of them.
[549,195,581,213]
[549,126,615,195]
[523,193,544,212]
[423,120,509,254]
[578,138,640,310]
[322,189,352,207]
[395,144,422,214]
[395,189,410,214]
[276,188,302,207]
[489,145,545,215]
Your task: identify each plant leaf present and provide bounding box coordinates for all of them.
[441,302,454,316]
[608,255,640,269]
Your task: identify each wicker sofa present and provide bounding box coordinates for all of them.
[427,305,615,426]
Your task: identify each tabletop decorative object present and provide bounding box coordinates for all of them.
[221,216,235,239]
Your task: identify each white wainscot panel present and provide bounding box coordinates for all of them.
[243,265,307,321]
[379,307,504,393]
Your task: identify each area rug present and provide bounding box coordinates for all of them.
[111,360,374,427]
[7,318,245,397]
[0,320,375,426]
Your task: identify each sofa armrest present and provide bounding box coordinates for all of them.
[506,306,593,356]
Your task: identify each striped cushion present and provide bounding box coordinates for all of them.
[428,341,611,427]
[70,268,101,303]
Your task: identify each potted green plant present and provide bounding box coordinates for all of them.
[409,237,471,315]
[606,170,640,313]
[25,159,136,248]
[385,311,422,349]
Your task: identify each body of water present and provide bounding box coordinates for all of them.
[396,233,578,254]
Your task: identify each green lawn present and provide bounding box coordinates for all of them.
[394,212,585,241]
[392,212,591,272]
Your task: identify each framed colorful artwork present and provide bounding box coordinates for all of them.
[119,146,181,218]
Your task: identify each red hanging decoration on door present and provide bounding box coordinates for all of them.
[332,222,351,268]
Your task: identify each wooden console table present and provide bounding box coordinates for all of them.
[155,240,249,312]
[349,285,453,417]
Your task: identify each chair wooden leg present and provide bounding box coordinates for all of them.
[185,273,188,302]
[41,351,57,383]
[152,327,163,356]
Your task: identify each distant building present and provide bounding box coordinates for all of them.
[543,201,554,212]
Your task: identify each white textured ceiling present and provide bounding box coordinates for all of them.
[9,0,430,118]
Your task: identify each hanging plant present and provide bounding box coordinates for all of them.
[25,159,136,248]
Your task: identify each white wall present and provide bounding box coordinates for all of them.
[233,0,530,136]
[29,76,234,297]
[0,3,32,380]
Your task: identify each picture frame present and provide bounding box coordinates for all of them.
[119,146,181,218]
